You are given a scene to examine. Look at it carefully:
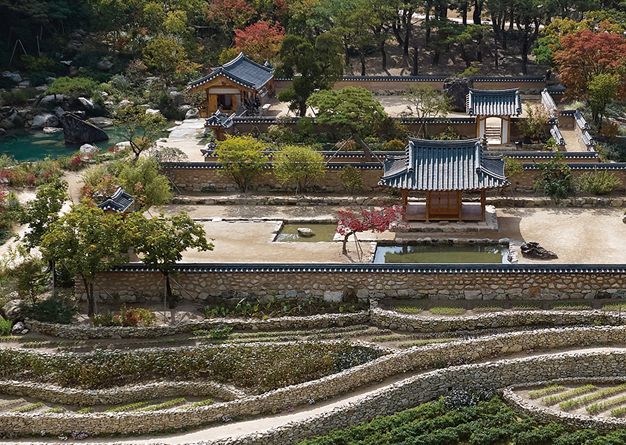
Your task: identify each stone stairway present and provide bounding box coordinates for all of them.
[485,126,502,145]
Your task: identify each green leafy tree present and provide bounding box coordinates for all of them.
[128,212,213,309]
[402,84,452,138]
[113,104,168,160]
[40,204,130,316]
[143,36,200,86]
[338,165,363,193]
[214,136,269,192]
[533,153,574,202]
[118,157,173,208]
[588,73,620,132]
[46,77,99,99]
[276,33,343,116]
[273,145,326,194]
[307,86,387,159]
[18,179,68,296]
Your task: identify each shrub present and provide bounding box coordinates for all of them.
[209,326,232,339]
[0,318,12,336]
[503,156,524,179]
[517,103,550,141]
[215,136,268,192]
[91,305,156,327]
[25,296,77,324]
[273,144,326,194]
[0,341,382,390]
[382,139,405,151]
[533,153,575,202]
[338,165,363,192]
[47,77,98,99]
[577,170,622,195]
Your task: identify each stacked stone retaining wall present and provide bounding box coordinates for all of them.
[5,325,626,437]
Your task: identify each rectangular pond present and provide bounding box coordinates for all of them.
[274,223,337,242]
[374,244,511,264]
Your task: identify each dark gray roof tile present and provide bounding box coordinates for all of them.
[466,88,522,116]
[188,52,274,91]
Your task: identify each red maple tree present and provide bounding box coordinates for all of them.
[554,23,626,101]
[234,20,285,63]
[205,0,256,31]
[336,205,405,256]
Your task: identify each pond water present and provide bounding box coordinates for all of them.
[275,223,338,242]
[374,244,511,264]
[0,127,133,163]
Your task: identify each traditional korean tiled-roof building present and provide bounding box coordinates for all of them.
[188,52,275,117]
[97,187,134,215]
[466,88,522,144]
[379,138,509,221]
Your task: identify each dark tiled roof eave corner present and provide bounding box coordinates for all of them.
[378,138,510,191]
[96,187,134,213]
[466,88,522,116]
[188,52,274,91]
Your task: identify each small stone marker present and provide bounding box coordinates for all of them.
[298,227,315,237]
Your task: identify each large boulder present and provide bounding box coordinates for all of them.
[2,299,27,321]
[39,94,67,109]
[59,112,109,145]
[32,113,59,129]
[88,117,113,128]
[185,107,200,119]
[80,143,98,155]
[71,97,94,112]
[520,242,558,260]
[443,78,473,112]
[2,71,22,83]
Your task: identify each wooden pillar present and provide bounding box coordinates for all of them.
[401,189,408,221]
[425,192,430,222]
[480,189,486,221]
[457,190,462,221]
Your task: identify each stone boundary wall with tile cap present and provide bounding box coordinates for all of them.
[74,263,626,303]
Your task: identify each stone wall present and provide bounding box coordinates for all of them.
[163,162,626,194]
[6,325,626,437]
[26,312,369,340]
[26,308,623,340]
[75,264,626,303]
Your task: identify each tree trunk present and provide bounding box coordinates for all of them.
[165,272,175,309]
[380,40,387,71]
[521,29,529,75]
[360,50,366,76]
[461,3,468,25]
[342,233,351,254]
[85,277,94,316]
[412,46,419,75]
[402,23,411,67]
[473,0,482,24]
[392,21,404,47]
[50,260,56,298]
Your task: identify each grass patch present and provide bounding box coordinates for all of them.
[430,307,466,315]
[371,334,405,342]
[0,398,25,410]
[602,303,626,311]
[75,407,93,413]
[528,385,565,399]
[398,338,456,348]
[551,303,592,311]
[393,306,424,314]
[103,400,153,413]
[44,406,66,413]
[542,385,596,405]
[512,303,541,310]
[611,404,626,417]
[588,393,626,414]
[560,383,626,411]
[136,398,186,411]
[11,402,43,413]
[473,306,503,312]
[182,398,214,409]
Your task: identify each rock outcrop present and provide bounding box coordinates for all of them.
[443,77,473,112]
[32,113,59,129]
[59,112,108,145]
[520,242,558,260]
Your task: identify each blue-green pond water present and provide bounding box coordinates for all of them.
[0,128,132,162]
[374,244,511,264]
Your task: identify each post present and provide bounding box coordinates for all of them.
[425,192,430,222]
[401,189,408,221]
[480,189,486,221]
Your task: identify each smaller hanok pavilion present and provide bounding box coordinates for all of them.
[187,52,275,117]
[466,88,522,144]
[96,187,134,216]
[378,138,510,222]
